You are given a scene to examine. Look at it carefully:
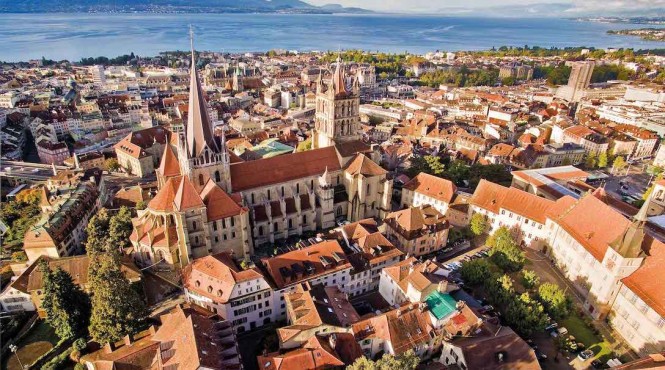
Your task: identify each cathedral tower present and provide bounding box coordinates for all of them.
[176,29,232,193]
[312,56,361,149]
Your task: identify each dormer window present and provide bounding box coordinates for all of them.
[195,280,201,287]
[207,286,213,293]
[217,289,223,297]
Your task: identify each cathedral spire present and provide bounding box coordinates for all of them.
[186,27,219,158]
[332,54,348,96]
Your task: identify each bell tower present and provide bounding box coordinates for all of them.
[312,55,361,149]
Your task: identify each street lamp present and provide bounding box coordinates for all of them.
[9,344,26,370]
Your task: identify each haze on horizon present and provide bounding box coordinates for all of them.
[307,0,665,15]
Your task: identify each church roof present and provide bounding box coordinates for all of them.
[174,176,205,211]
[148,176,182,212]
[344,153,386,177]
[200,180,245,221]
[230,147,341,192]
[158,144,181,178]
[186,45,219,158]
[332,56,348,96]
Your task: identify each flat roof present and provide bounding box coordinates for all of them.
[425,291,458,320]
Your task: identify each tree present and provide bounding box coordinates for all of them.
[459,259,491,286]
[612,156,626,173]
[537,282,571,319]
[484,273,514,307]
[469,213,488,236]
[598,151,608,168]
[406,155,445,178]
[135,200,147,210]
[40,261,91,340]
[85,208,111,254]
[89,255,148,344]
[105,158,120,172]
[347,350,419,370]
[505,292,548,337]
[501,76,516,86]
[296,138,312,152]
[585,152,597,169]
[487,227,525,272]
[521,270,540,290]
[109,207,133,250]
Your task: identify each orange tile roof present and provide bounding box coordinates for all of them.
[148,176,181,211]
[352,305,432,355]
[158,144,181,178]
[183,252,265,304]
[258,335,354,370]
[622,240,665,317]
[199,180,245,221]
[344,153,387,177]
[402,173,456,204]
[230,147,341,192]
[174,176,204,211]
[554,194,629,261]
[469,179,508,214]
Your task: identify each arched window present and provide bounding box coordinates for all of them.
[199,173,205,186]
[192,221,197,230]
[258,226,264,236]
[215,170,221,183]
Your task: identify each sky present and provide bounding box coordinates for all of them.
[306,0,665,14]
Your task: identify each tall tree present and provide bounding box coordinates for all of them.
[469,213,488,236]
[598,151,608,168]
[612,156,626,173]
[537,282,571,319]
[109,207,133,250]
[89,255,147,344]
[585,152,597,169]
[347,350,419,370]
[40,261,91,340]
[487,227,525,272]
[459,259,491,286]
[85,208,110,254]
[505,292,548,337]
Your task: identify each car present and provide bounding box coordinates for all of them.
[535,349,548,360]
[545,322,558,331]
[591,359,604,369]
[578,349,594,361]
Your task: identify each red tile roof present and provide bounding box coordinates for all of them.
[622,240,665,317]
[402,173,456,204]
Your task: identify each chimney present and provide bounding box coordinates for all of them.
[123,334,132,346]
[148,325,157,335]
[103,342,114,354]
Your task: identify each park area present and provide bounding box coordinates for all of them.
[3,319,60,370]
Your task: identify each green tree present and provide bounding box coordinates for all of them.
[406,155,445,178]
[296,138,312,152]
[105,158,120,172]
[135,200,147,210]
[505,292,549,337]
[501,76,516,86]
[585,152,597,169]
[521,270,540,290]
[109,207,133,250]
[89,255,148,344]
[40,261,91,340]
[484,273,514,307]
[85,208,111,254]
[459,259,491,286]
[487,227,525,272]
[469,213,488,236]
[597,151,608,168]
[347,350,419,370]
[537,282,571,320]
[612,155,626,172]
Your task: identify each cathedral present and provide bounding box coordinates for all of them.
[129,42,393,270]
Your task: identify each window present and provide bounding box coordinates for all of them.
[267,189,271,200]
[215,170,221,182]
[199,174,204,186]
[303,215,307,224]
[296,183,300,194]
[213,222,218,231]
[222,219,226,228]
[258,226,264,236]
[231,217,235,227]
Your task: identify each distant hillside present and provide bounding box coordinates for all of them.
[1,0,372,13]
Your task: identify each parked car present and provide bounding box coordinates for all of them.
[550,326,568,338]
[578,350,594,361]
[535,349,548,360]
[545,322,558,331]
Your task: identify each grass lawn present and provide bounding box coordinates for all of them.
[560,313,599,347]
[3,319,60,370]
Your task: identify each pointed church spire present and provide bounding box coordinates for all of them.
[332,54,348,96]
[186,26,219,158]
[609,188,652,258]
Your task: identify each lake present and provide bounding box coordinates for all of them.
[1,13,664,62]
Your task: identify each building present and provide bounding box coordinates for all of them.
[557,61,594,102]
[129,40,392,270]
[258,333,362,370]
[90,65,106,87]
[277,283,360,349]
[81,304,242,370]
[182,252,273,333]
[400,173,457,216]
[378,257,453,306]
[352,304,436,360]
[0,255,140,315]
[511,165,589,200]
[439,303,541,370]
[384,205,449,257]
[260,240,353,320]
[312,57,362,149]
[23,176,100,262]
[563,125,609,156]
[469,179,570,249]
[36,140,70,165]
[332,219,403,297]
[114,126,169,177]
